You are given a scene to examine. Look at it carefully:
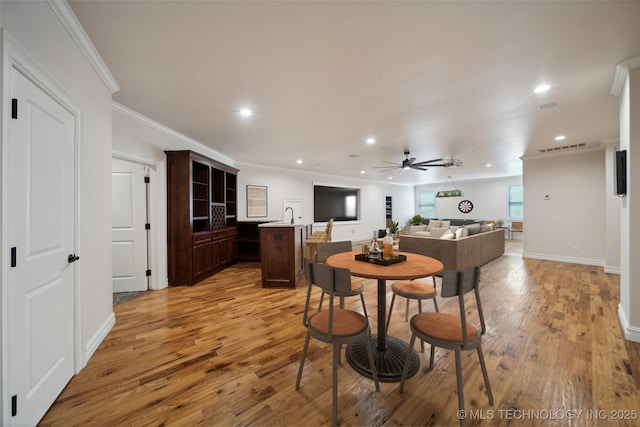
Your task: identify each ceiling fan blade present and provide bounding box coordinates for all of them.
[376,167,400,172]
[373,165,401,169]
[412,158,445,167]
[408,157,416,164]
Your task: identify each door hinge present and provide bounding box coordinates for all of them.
[12,99,18,119]
[144,176,150,184]
[146,269,152,277]
[11,247,17,268]
[145,223,151,230]
[12,394,17,416]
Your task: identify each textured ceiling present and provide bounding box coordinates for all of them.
[69,0,640,185]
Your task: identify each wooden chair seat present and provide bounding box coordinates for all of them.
[392,280,436,299]
[310,309,368,337]
[411,312,479,344]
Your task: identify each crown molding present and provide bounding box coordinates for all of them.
[112,102,236,167]
[47,0,119,94]
[611,56,640,96]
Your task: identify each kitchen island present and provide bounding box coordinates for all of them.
[259,222,312,288]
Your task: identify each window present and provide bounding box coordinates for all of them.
[417,191,436,218]
[508,186,523,219]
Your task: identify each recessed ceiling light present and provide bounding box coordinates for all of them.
[554,135,566,141]
[239,108,252,117]
[485,163,492,168]
[388,176,393,180]
[366,137,376,144]
[360,170,366,174]
[534,83,551,94]
[296,159,303,164]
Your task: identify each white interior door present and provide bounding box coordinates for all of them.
[9,68,76,426]
[112,158,149,293]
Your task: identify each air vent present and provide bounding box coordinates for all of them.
[538,143,587,153]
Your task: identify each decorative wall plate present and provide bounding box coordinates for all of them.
[458,200,473,213]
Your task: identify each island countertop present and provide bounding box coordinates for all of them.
[258,222,312,228]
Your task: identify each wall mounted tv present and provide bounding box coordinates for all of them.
[313,185,360,222]
[615,149,627,197]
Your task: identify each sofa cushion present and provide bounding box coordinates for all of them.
[428,219,443,228]
[410,225,427,235]
[429,227,450,238]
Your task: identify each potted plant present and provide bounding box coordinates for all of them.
[495,219,505,228]
[410,214,423,226]
[390,220,399,237]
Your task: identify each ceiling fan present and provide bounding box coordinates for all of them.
[375,151,462,172]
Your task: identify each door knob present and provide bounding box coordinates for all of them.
[67,254,80,263]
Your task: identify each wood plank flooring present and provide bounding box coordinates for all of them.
[39,242,640,426]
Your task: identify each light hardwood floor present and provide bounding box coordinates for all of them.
[40,241,640,426]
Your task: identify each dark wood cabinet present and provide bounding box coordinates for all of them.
[166,150,239,286]
[259,224,311,288]
[237,221,268,261]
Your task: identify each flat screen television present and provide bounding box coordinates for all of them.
[615,149,627,196]
[313,185,359,222]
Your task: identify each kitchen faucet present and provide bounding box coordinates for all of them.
[285,207,294,224]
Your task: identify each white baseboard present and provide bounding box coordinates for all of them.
[85,312,116,363]
[522,252,603,267]
[618,304,640,343]
[604,265,621,274]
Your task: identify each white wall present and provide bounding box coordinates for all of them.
[237,163,414,242]
[1,0,114,391]
[522,149,605,265]
[617,66,640,342]
[414,176,523,225]
[603,140,622,274]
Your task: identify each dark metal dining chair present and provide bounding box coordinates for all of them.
[316,241,368,318]
[296,261,379,427]
[399,266,493,427]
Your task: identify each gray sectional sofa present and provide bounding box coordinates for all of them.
[399,228,505,271]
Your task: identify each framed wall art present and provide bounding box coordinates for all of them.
[247,185,268,217]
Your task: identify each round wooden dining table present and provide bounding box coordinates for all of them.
[325,251,444,382]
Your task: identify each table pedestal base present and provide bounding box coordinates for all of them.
[346,335,419,382]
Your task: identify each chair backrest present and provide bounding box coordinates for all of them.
[440,266,486,340]
[302,261,353,333]
[324,218,334,242]
[510,221,523,231]
[316,241,352,263]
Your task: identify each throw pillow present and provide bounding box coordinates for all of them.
[481,224,492,233]
[465,224,482,235]
[440,230,455,239]
[440,220,451,228]
[428,219,443,228]
[454,227,467,239]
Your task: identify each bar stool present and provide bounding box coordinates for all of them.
[386,277,439,352]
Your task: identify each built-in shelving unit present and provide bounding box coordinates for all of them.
[166,150,239,286]
[237,221,267,261]
[385,196,393,229]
